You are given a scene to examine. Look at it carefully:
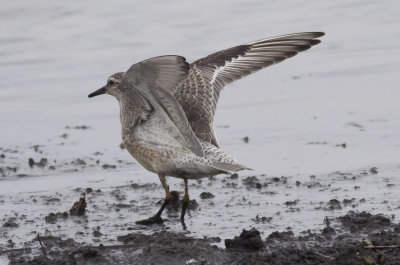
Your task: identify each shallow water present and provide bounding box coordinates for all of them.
[1,0,400,259]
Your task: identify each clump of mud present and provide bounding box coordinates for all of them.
[28,158,48,168]
[225,227,264,250]
[200,192,215,199]
[2,217,19,228]
[242,176,262,189]
[339,210,391,232]
[69,197,87,216]
[45,212,68,224]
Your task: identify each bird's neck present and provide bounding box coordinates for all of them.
[118,98,141,138]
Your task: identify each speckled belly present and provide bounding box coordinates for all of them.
[124,141,221,178]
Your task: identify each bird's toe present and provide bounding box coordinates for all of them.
[135,215,164,225]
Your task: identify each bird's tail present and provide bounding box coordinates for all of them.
[210,160,252,172]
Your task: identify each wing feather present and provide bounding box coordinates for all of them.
[124,55,204,157]
[175,32,324,146]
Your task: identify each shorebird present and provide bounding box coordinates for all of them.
[88,32,324,224]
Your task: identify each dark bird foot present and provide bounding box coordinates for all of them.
[180,218,187,230]
[180,200,189,222]
[135,215,164,225]
[136,196,171,225]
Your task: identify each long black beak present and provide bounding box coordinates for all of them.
[88,86,106,98]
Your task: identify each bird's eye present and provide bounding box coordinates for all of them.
[108,80,114,85]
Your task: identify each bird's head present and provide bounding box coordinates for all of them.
[88,72,124,98]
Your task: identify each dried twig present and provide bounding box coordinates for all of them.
[324,216,330,226]
[364,245,400,249]
[363,238,399,249]
[312,251,334,260]
[37,233,47,257]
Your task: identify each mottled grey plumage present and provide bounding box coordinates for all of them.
[88,32,324,223]
[175,32,324,147]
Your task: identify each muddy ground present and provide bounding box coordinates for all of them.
[2,211,400,264]
[1,138,400,264]
[1,149,400,265]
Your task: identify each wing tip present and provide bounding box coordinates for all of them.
[310,39,322,46]
[295,32,325,38]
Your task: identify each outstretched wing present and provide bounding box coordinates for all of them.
[124,55,204,157]
[175,32,325,147]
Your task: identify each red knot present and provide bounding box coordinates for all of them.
[88,32,324,225]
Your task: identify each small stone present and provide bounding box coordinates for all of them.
[200,192,215,199]
[335,143,346,148]
[328,199,342,210]
[285,200,298,206]
[253,215,272,223]
[45,212,68,223]
[230,173,239,179]
[102,164,116,169]
[93,229,102,237]
[242,176,261,188]
[37,158,48,168]
[7,239,15,248]
[207,236,221,243]
[74,125,90,130]
[370,167,378,174]
[74,158,86,165]
[343,198,354,205]
[28,158,35,168]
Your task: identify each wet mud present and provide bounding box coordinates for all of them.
[3,211,400,265]
[1,134,400,264]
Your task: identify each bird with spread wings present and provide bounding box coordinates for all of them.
[89,32,324,224]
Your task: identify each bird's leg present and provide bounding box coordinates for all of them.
[180,178,190,223]
[155,174,172,216]
[136,174,171,225]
